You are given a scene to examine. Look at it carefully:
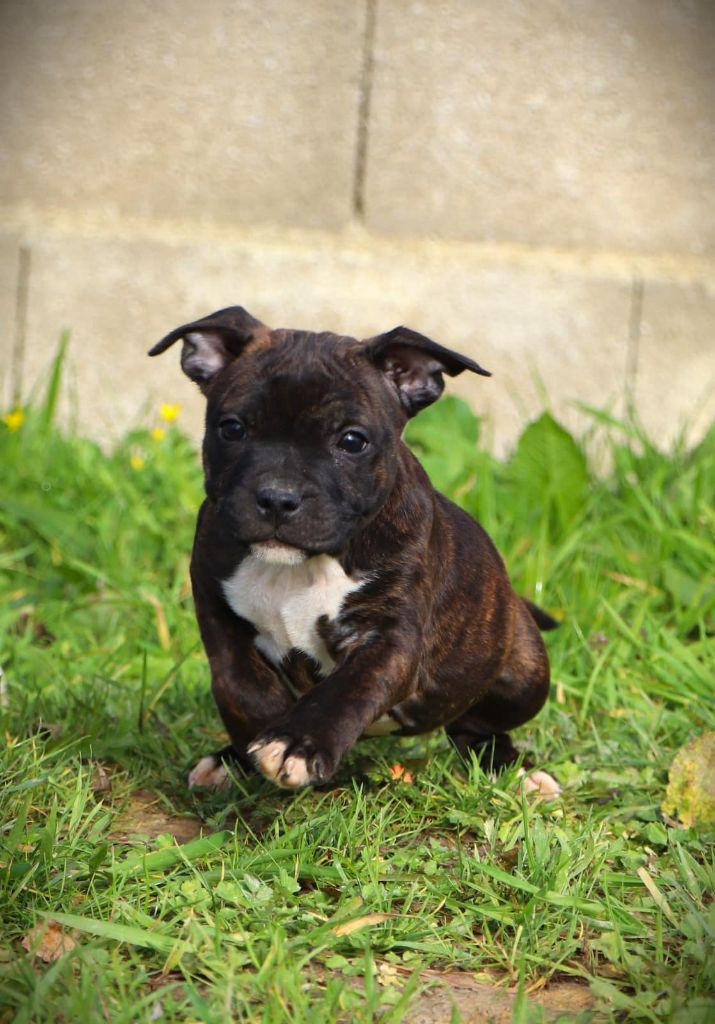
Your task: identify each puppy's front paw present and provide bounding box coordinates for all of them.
[188,754,231,790]
[247,732,333,789]
[517,767,562,799]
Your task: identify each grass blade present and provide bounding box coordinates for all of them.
[40,329,71,432]
[44,912,174,953]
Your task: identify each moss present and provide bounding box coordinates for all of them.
[662,732,715,828]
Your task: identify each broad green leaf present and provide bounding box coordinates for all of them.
[405,396,482,493]
[505,412,590,533]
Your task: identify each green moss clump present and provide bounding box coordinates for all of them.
[662,732,715,828]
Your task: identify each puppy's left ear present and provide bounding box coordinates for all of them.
[364,326,490,417]
[148,305,268,390]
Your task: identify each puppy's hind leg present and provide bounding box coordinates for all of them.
[447,707,560,799]
[188,744,252,790]
[447,726,523,773]
[447,602,560,798]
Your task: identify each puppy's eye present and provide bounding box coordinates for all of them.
[337,430,369,454]
[218,417,247,443]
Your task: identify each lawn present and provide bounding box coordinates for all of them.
[1,352,713,1023]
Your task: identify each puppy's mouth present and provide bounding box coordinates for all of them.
[250,539,308,566]
[216,497,348,558]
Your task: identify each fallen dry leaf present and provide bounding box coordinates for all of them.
[332,913,391,937]
[377,961,402,987]
[22,920,77,962]
[90,762,112,793]
[605,571,658,594]
[140,591,172,651]
[637,866,679,926]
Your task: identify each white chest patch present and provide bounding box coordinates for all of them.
[222,552,363,673]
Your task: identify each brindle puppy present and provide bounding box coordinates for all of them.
[150,306,559,796]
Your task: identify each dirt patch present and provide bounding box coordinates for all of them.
[402,970,594,1023]
[310,962,595,1022]
[109,789,203,843]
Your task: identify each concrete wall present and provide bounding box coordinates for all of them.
[1,0,713,453]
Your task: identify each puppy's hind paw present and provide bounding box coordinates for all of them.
[517,767,562,799]
[188,754,231,790]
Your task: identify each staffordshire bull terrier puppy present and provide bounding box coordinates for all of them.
[149,305,559,796]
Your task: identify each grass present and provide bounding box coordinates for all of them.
[0,351,714,1023]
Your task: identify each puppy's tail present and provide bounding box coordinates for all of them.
[523,598,560,632]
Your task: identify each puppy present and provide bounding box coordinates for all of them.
[149,306,559,796]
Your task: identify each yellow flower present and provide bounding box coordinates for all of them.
[159,403,181,423]
[130,453,146,471]
[2,408,25,432]
[151,427,166,442]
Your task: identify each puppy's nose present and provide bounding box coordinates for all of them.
[255,485,302,521]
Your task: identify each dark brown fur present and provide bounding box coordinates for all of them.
[149,306,555,787]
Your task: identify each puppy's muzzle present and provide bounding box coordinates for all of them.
[255,484,303,526]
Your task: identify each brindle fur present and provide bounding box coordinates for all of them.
[150,306,555,786]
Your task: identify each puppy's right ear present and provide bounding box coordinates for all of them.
[148,306,268,388]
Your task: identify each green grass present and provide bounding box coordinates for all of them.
[1,356,714,1023]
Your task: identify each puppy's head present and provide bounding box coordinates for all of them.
[150,306,489,556]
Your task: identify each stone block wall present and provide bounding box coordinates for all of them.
[1,0,713,452]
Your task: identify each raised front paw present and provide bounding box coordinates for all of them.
[247,730,336,789]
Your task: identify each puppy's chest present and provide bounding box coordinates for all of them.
[222,554,363,673]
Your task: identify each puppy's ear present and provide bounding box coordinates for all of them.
[148,306,268,388]
[364,326,490,417]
